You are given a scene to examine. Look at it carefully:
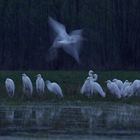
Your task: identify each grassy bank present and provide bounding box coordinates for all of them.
[0,71,140,104]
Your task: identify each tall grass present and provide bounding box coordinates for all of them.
[0,71,140,105]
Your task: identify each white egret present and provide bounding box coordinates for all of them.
[88,70,98,82]
[123,80,131,87]
[131,80,140,96]
[106,80,121,99]
[46,80,63,98]
[121,83,133,97]
[90,80,106,97]
[81,76,105,97]
[22,73,33,97]
[88,70,94,77]
[80,77,93,97]
[5,78,15,97]
[112,79,123,90]
[48,17,83,64]
[121,80,132,97]
[36,74,45,95]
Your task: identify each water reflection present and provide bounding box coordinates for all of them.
[1,135,140,140]
[5,110,14,124]
[0,103,140,135]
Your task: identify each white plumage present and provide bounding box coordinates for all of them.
[81,75,105,97]
[121,83,133,97]
[5,78,15,97]
[106,80,121,99]
[88,70,94,77]
[80,70,95,97]
[112,79,123,90]
[22,73,33,96]
[90,79,106,97]
[46,80,63,98]
[36,74,45,95]
[131,80,140,96]
[123,80,132,87]
[92,74,98,81]
[121,80,132,97]
[88,70,98,82]
[48,17,83,64]
[80,77,93,97]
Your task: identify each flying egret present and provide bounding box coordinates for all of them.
[46,80,63,98]
[106,80,121,99]
[36,74,45,95]
[5,78,15,97]
[48,17,83,64]
[22,73,33,97]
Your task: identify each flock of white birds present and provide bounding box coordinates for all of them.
[4,17,82,99]
[4,17,140,99]
[5,73,63,98]
[81,70,140,98]
[81,70,106,98]
[4,70,140,99]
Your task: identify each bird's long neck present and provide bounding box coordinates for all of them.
[38,76,41,79]
[46,81,51,86]
[89,73,93,77]
[88,71,93,77]
[93,74,98,81]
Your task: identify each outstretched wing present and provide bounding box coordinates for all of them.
[62,44,81,64]
[47,47,58,61]
[70,29,83,53]
[48,17,67,39]
[70,29,83,36]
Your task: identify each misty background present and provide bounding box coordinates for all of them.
[0,0,140,70]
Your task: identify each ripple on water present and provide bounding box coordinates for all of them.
[0,102,140,135]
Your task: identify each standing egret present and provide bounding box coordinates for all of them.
[81,76,105,97]
[36,74,45,95]
[48,17,83,64]
[131,80,140,96]
[121,83,133,97]
[121,80,132,97]
[80,77,93,97]
[22,73,33,97]
[46,80,63,98]
[106,80,121,99]
[123,80,131,87]
[90,78,106,97]
[5,78,15,97]
[112,79,123,90]
[88,70,98,82]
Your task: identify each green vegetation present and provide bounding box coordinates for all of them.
[0,71,140,105]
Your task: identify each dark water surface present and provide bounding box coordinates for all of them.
[1,135,140,140]
[0,102,140,139]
